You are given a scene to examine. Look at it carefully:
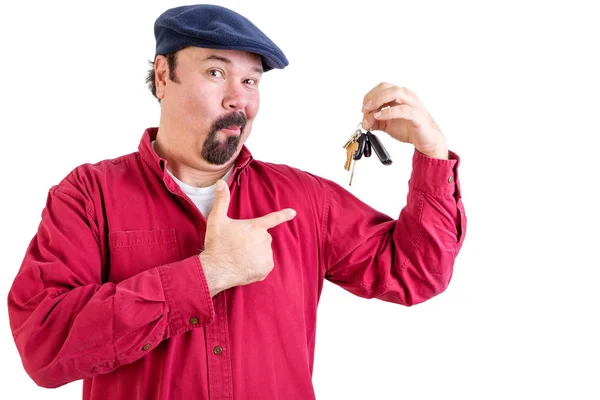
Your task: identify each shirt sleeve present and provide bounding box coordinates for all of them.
[7,183,215,388]
[321,148,466,306]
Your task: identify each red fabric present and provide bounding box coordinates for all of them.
[8,128,466,399]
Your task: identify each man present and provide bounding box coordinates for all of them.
[7,4,466,399]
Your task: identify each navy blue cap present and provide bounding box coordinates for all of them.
[154,4,288,72]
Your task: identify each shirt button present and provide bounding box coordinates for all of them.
[213,345,223,355]
[448,176,454,184]
[189,317,199,325]
[142,343,151,351]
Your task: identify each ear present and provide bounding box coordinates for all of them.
[154,55,168,100]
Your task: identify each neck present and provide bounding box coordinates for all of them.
[154,125,236,188]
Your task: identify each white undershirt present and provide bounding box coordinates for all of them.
[152,140,234,217]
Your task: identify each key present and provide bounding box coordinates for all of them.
[366,131,392,165]
[353,132,367,160]
[349,134,368,185]
[349,156,357,185]
[343,129,362,149]
[345,141,359,171]
[363,134,372,157]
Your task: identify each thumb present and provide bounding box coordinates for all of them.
[209,180,230,221]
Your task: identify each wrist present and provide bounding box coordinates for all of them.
[199,252,231,297]
[427,149,449,160]
[417,144,448,160]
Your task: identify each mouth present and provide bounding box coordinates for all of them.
[219,125,242,136]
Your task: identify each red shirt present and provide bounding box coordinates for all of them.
[8,127,466,399]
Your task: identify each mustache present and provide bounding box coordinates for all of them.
[211,112,247,133]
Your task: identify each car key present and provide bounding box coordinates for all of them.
[366,131,392,165]
[353,132,367,160]
[363,134,372,157]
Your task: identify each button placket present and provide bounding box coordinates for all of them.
[205,292,233,398]
[204,291,233,398]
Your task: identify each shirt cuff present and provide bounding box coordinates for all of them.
[408,148,462,197]
[158,255,215,337]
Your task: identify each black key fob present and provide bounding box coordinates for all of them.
[363,134,372,157]
[366,131,392,165]
[353,133,367,160]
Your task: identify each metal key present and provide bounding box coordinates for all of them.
[343,129,362,150]
[349,156,357,185]
[345,141,359,171]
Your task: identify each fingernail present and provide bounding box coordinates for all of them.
[374,111,382,118]
[216,180,224,191]
[362,100,372,112]
[362,119,370,129]
[290,209,296,217]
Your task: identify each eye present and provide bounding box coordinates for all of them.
[245,78,259,86]
[208,69,224,79]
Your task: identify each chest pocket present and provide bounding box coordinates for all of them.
[108,229,181,282]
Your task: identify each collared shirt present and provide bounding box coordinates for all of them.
[8,127,466,399]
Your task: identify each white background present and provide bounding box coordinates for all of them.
[1,0,599,399]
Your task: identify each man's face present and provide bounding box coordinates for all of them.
[156,47,263,167]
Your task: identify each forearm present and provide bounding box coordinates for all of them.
[8,255,214,388]
[322,148,465,305]
[398,148,465,298]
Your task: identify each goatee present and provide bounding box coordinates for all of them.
[201,112,247,165]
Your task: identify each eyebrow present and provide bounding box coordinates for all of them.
[203,54,264,75]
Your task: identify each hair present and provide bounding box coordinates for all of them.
[145,52,179,102]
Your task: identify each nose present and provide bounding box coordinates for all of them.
[222,82,248,111]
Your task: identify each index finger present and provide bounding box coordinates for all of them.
[255,208,296,230]
[362,84,419,113]
[361,82,394,111]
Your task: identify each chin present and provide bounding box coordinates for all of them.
[201,138,239,165]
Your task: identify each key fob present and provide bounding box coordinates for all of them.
[363,135,372,157]
[366,131,392,165]
[353,133,367,160]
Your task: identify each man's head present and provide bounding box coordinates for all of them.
[151,47,262,166]
[147,4,288,168]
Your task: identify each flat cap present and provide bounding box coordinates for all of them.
[154,4,288,72]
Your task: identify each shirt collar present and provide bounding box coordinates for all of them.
[138,127,254,185]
